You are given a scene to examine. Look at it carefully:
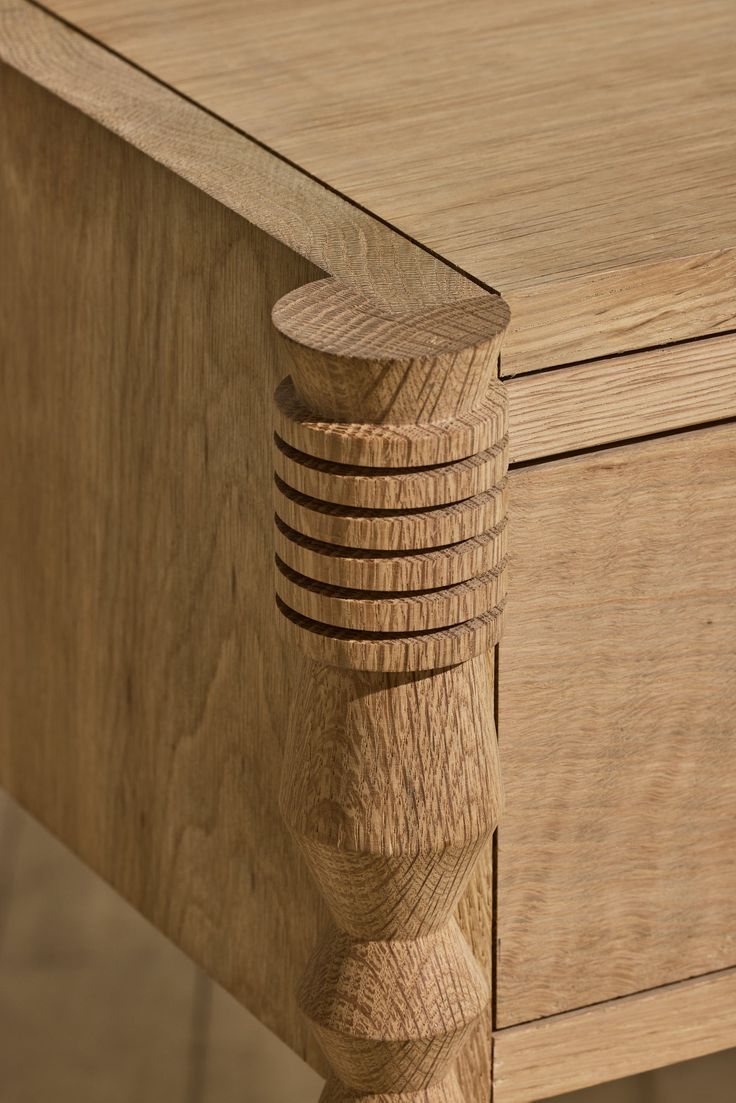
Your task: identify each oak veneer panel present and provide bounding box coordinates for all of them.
[40,0,736,371]
[493,967,736,1103]
[496,424,736,1026]
[507,331,736,462]
[0,60,328,1069]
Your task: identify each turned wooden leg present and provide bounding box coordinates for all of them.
[271,278,509,1102]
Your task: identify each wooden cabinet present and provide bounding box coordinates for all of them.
[1,3,735,1101]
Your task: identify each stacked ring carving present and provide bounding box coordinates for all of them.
[275,376,508,467]
[273,377,510,671]
[274,433,509,509]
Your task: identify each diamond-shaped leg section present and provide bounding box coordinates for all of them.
[300,920,489,1095]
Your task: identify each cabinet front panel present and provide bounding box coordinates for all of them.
[497,423,736,1026]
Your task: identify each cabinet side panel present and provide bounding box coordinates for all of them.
[0,62,327,1067]
[497,423,736,1026]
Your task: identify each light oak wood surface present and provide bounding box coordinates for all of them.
[0,57,326,1071]
[281,658,500,1100]
[274,323,736,466]
[0,0,472,315]
[269,277,512,1101]
[38,0,736,371]
[493,967,736,1103]
[274,516,509,594]
[273,478,508,555]
[2,1,736,1099]
[2,0,732,455]
[2,0,733,378]
[0,57,497,1099]
[507,331,736,462]
[497,424,736,1027]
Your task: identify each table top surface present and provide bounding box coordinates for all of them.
[42,0,736,294]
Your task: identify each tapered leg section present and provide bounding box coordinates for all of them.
[272,277,510,1101]
[281,657,503,942]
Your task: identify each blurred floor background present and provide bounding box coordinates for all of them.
[0,790,733,1103]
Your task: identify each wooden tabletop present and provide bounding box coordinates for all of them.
[29,1,736,368]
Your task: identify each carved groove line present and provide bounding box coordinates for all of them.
[273,278,509,1103]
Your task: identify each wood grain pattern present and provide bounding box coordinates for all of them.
[493,967,736,1103]
[275,324,736,467]
[4,1,734,448]
[273,436,508,510]
[454,830,494,1103]
[0,0,473,315]
[275,558,508,634]
[0,58,329,1071]
[5,792,736,1103]
[4,3,736,1099]
[274,377,509,469]
[272,280,509,422]
[505,248,736,375]
[274,516,509,593]
[273,479,509,554]
[0,58,501,1095]
[39,0,736,371]
[277,603,507,674]
[496,424,736,1027]
[507,331,736,463]
[272,282,509,1101]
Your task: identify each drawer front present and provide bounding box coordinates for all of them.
[497,423,736,1027]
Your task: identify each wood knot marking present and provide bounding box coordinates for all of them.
[272,278,509,1102]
